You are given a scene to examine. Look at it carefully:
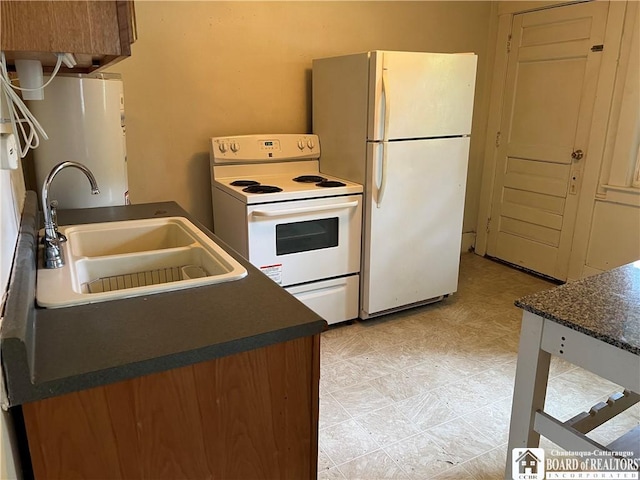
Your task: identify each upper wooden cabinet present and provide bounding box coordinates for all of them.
[1,0,136,73]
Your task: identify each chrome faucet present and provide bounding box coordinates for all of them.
[41,161,100,268]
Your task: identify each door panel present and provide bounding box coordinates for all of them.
[504,157,570,196]
[521,15,594,46]
[362,137,469,317]
[487,1,609,280]
[509,59,585,162]
[496,231,558,274]
[501,190,564,231]
[500,217,561,246]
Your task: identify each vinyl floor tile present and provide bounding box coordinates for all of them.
[319,418,381,466]
[319,393,352,429]
[432,464,476,479]
[323,333,375,361]
[318,466,346,480]
[395,390,459,432]
[318,447,336,472]
[337,449,409,480]
[355,404,422,447]
[333,382,394,417]
[318,253,631,479]
[460,444,508,479]
[369,371,428,403]
[461,397,512,445]
[384,431,458,479]
[423,417,496,465]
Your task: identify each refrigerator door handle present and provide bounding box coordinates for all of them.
[376,54,390,208]
[381,61,390,142]
[376,142,388,208]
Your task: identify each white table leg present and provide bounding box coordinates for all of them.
[505,311,552,479]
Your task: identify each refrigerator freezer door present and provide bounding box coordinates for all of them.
[368,51,477,141]
[361,137,470,318]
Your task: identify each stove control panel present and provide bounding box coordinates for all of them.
[259,139,281,151]
[211,134,320,164]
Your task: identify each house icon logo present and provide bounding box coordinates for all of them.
[512,448,545,480]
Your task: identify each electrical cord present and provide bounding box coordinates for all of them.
[5,54,63,92]
[0,52,65,158]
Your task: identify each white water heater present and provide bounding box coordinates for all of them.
[28,73,128,208]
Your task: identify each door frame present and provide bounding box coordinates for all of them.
[475,0,628,280]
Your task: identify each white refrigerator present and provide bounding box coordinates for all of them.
[312,50,477,319]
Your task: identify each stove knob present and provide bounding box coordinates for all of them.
[230,142,239,153]
[218,142,228,153]
[307,138,315,149]
[297,139,305,150]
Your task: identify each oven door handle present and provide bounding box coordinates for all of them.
[252,200,359,217]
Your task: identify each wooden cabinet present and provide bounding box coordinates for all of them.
[0,0,136,72]
[21,335,321,479]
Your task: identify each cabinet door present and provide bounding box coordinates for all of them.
[21,336,320,479]
[0,0,136,72]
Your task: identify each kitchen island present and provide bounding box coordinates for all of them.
[505,261,640,479]
[1,191,326,479]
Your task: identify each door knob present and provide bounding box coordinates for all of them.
[571,149,584,160]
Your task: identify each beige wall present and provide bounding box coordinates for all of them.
[107,1,494,231]
[582,1,640,275]
[0,3,494,470]
[586,201,640,272]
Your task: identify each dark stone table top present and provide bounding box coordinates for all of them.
[516,262,640,355]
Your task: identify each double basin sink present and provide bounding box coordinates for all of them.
[36,217,247,308]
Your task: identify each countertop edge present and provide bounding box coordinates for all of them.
[514,300,640,356]
[1,192,38,385]
[514,262,640,356]
[5,321,325,405]
[2,194,327,406]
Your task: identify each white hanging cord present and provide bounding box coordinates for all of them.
[0,52,66,158]
[7,55,63,92]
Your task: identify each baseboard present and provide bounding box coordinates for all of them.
[461,232,476,253]
[582,265,605,278]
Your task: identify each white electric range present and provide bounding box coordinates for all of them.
[210,134,363,324]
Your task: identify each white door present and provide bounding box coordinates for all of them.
[362,137,470,318]
[367,51,478,141]
[486,1,609,281]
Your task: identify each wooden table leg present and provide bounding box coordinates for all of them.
[505,311,552,479]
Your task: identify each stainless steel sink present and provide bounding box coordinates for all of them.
[36,217,247,308]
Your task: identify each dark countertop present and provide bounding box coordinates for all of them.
[515,261,640,355]
[1,192,326,406]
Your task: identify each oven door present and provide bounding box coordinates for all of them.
[247,195,362,286]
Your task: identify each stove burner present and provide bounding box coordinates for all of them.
[242,185,283,194]
[316,180,346,188]
[293,175,326,183]
[231,180,260,187]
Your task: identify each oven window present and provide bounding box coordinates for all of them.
[276,218,339,255]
